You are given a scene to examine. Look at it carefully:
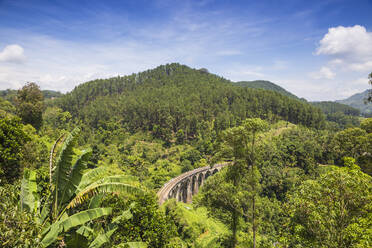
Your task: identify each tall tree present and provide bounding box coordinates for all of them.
[0,116,29,184]
[240,118,268,248]
[200,118,268,247]
[15,82,44,130]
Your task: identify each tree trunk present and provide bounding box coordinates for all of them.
[253,196,256,248]
[232,209,238,248]
[251,133,256,248]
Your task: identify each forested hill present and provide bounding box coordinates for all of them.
[311,101,360,116]
[234,80,299,99]
[55,63,325,139]
[336,89,372,116]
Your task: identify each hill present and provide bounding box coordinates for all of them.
[234,80,299,99]
[311,101,360,128]
[54,63,325,141]
[311,101,360,116]
[336,90,372,116]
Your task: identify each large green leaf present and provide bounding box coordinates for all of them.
[49,133,66,185]
[88,194,103,209]
[112,208,133,224]
[124,242,148,248]
[67,182,144,209]
[97,175,139,185]
[89,227,118,248]
[78,170,138,193]
[52,128,79,218]
[51,128,80,217]
[76,225,94,239]
[77,167,108,192]
[59,148,92,205]
[41,207,112,247]
[20,169,39,213]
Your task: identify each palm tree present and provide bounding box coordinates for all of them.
[21,128,146,247]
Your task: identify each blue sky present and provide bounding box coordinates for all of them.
[0,0,371,100]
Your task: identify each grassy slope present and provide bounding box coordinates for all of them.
[169,202,228,247]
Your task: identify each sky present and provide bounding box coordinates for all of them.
[0,0,371,101]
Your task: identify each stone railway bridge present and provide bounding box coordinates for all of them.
[157,163,229,204]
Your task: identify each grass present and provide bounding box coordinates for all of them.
[173,202,228,247]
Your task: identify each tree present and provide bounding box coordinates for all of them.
[105,193,177,247]
[20,128,145,247]
[332,128,368,162]
[199,118,268,248]
[0,116,29,184]
[360,118,372,133]
[0,183,42,247]
[15,82,44,130]
[284,159,371,247]
[240,118,269,248]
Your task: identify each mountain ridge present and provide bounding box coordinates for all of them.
[336,89,372,116]
[233,80,299,99]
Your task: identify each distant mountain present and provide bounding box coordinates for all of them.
[234,80,299,99]
[0,89,63,103]
[336,90,372,116]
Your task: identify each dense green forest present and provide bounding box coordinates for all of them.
[0,64,371,248]
[311,101,361,129]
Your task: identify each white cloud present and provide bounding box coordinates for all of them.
[329,58,343,65]
[349,60,372,72]
[316,25,372,59]
[0,44,26,63]
[310,66,335,79]
[222,65,265,81]
[309,25,372,100]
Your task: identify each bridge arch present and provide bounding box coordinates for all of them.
[157,163,229,204]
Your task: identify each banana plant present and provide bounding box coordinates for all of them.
[20,128,146,247]
[73,202,147,248]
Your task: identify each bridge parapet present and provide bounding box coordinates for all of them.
[157,163,229,204]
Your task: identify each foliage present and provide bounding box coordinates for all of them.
[199,118,268,248]
[311,101,360,116]
[234,80,299,99]
[2,64,372,248]
[20,128,144,247]
[337,88,372,117]
[105,193,177,247]
[164,199,228,247]
[0,97,16,116]
[331,127,372,174]
[284,162,371,248]
[0,116,30,184]
[21,124,49,169]
[0,183,42,248]
[15,82,44,130]
[55,63,325,144]
[361,118,372,133]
